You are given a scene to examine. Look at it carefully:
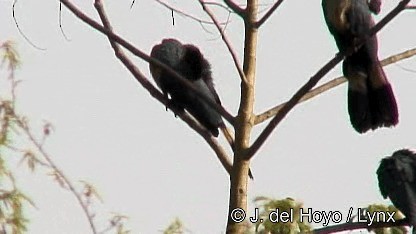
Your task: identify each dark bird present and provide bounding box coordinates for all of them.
[377,149,416,232]
[149,38,234,147]
[322,0,398,133]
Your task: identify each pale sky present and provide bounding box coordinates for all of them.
[1,0,415,233]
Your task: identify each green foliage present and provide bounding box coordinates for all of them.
[0,41,20,72]
[367,204,407,234]
[0,40,33,234]
[163,218,186,234]
[0,39,131,234]
[253,197,312,234]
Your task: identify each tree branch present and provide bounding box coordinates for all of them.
[255,0,285,28]
[154,0,219,25]
[226,0,258,232]
[254,47,416,125]
[198,0,248,84]
[92,0,234,177]
[248,54,343,158]
[59,0,235,125]
[223,0,245,16]
[16,119,98,234]
[246,0,412,159]
[312,218,409,234]
[12,0,46,50]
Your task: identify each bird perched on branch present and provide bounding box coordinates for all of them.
[377,149,416,233]
[149,38,234,148]
[322,0,398,133]
[150,39,254,179]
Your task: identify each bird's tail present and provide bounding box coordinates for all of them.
[347,85,372,133]
[219,124,254,179]
[344,58,398,133]
[344,57,373,133]
[367,63,399,130]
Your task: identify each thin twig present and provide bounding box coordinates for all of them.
[396,63,416,73]
[59,3,71,41]
[223,0,245,16]
[2,50,94,230]
[16,121,97,234]
[247,54,343,158]
[155,0,220,25]
[247,0,412,159]
[93,0,233,177]
[204,1,234,12]
[59,0,235,125]
[255,0,285,28]
[312,218,409,234]
[12,0,46,50]
[254,47,416,125]
[198,0,248,84]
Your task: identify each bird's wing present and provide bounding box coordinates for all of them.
[377,158,395,198]
[201,65,221,105]
[379,150,416,226]
[347,0,374,37]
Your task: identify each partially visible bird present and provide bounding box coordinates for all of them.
[149,38,234,148]
[322,0,398,133]
[377,149,416,232]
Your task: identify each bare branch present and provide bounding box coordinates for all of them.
[312,218,409,234]
[12,0,46,50]
[15,119,97,233]
[155,0,219,25]
[246,0,412,159]
[255,0,285,28]
[59,0,235,125]
[406,5,416,9]
[204,1,233,12]
[225,0,258,232]
[248,54,343,158]
[198,0,248,84]
[369,0,411,34]
[223,0,245,16]
[59,3,71,41]
[254,47,416,125]
[93,0,233,177]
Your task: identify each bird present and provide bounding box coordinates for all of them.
[149,39,255,179]
[322,0,398,133]
[377,149,416,232]
[149,38,235,148]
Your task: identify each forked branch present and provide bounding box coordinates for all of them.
[255,0,285,28]
[254,48,416,125]
[155,0,219,25]
[198,0,248,84]
[247,0,412,159]
[223,0,245,16]
[60,0,235,125]
[93,0,233,176]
